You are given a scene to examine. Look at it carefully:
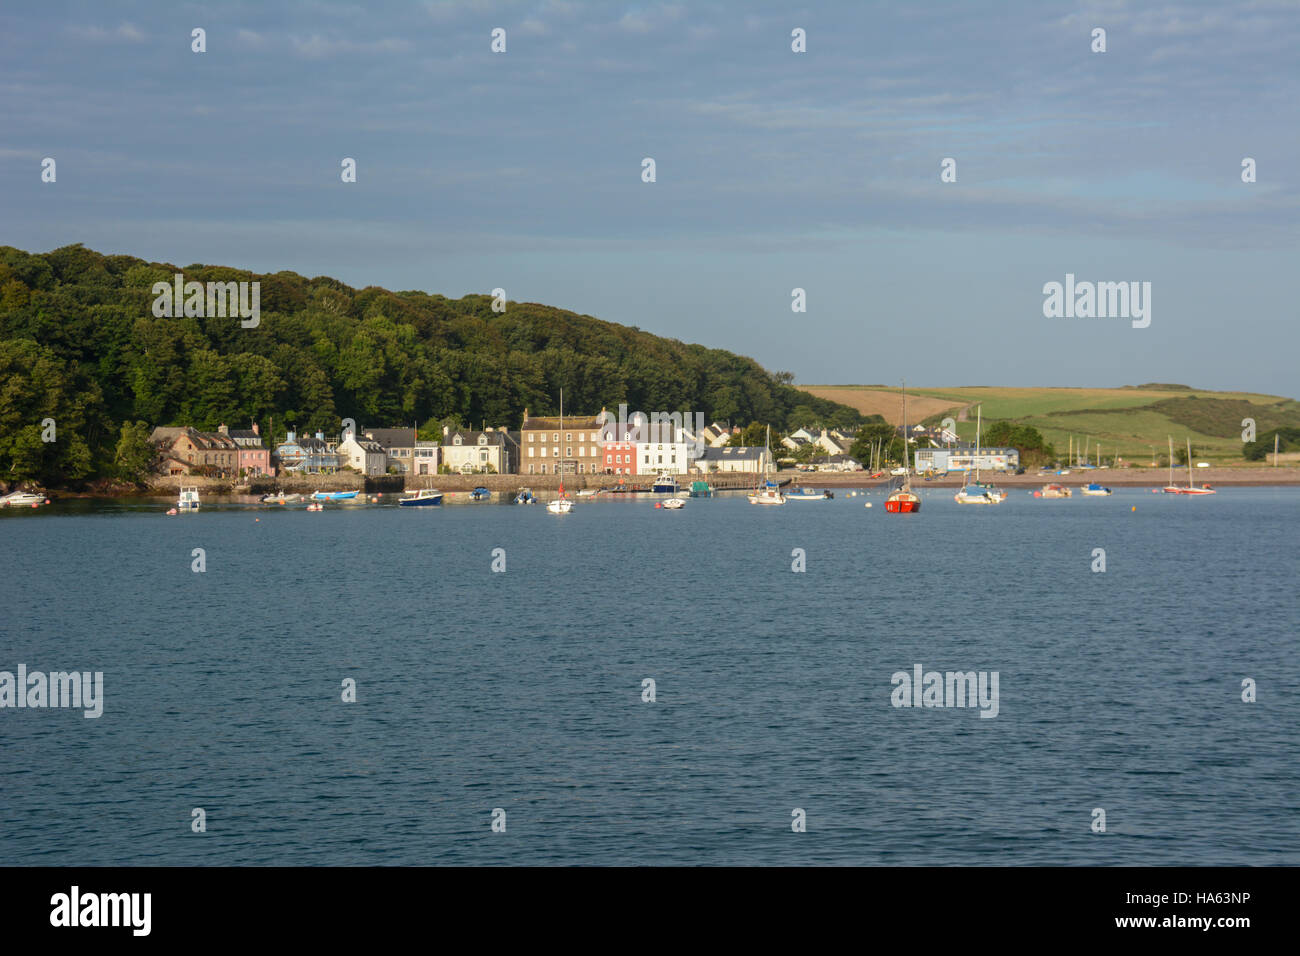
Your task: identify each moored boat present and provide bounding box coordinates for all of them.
[786,488,832,501]
[514,488,537,504]
[469,486,492,501]
[259,491,303,504]
[885,382,921,513]
[1081,482,1112,496]
[1033,483,1071,498]
[688,481,714,498]
[661,497,686,509]
[1,491,48,507]
[177,486,201,510]
[398,488,443,507]
[311,489,360,501]
[651,473,679,494]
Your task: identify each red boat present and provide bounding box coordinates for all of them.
[884,382,920,513]
[885,490,921,513]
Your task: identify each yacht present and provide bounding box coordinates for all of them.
[651,473,679,494]
[177,486,201,510]
[1,491,47,507]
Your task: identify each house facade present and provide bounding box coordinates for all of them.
[226,424,273,476]
[359,428,418,474]
[520,408,603,476]
[336,435,388,475]
[275,431,340,473]
[440,427,516,474]
[150,426,241,476]
[691,446,771,473]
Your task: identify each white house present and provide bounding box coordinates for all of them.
[692,446,771,473]
[336,435,388,475]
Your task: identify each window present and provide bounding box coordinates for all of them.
[529,465,534,474]
[528,433,534,442]
[479,435,487,445]
[566,433,572,442]
[528,447,534,458]
[453,436,462,445]
[553,447,559,457]
[540,464,547,474]
[553,433,559,442]
[566,447,572,458]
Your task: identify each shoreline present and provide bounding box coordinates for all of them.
[17,464,1300,500]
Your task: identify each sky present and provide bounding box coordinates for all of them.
[1,0,1297,395]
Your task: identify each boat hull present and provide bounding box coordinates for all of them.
[398,494,443,507]
[884,495,920,513]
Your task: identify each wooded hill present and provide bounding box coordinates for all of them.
[0,244,863,485]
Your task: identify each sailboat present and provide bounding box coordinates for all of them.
[1164,436,1216,495]
[548,389,575,513]
[885,383,921,513]
[955,404,1004,504]
[748,425,786,505]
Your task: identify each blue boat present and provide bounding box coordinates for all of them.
[514,489,536,505]
[651,473,678,494]
[1081,482,1113,496]
[469,487,492,500]
[312,489,360,501]
[398,488,443,507]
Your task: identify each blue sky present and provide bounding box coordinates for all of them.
[2,0,1297,395]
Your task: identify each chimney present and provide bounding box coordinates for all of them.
[522,407,529,423]
[316,431,324,441]
[443,425,449,438]
[218,423,229,435]
[252,423,260,436]
[286,430,296,442]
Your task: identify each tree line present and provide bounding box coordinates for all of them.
[0,244,866,486]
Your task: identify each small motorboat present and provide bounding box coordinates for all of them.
[688,481,714,498]
[177,486,201,510]
[398,488,444,507]
[312,490,360,501]
[576,488,599,498]
[469,486,492,501]
[786,488,832,501]
[651,473,679,494]
[660,497,686,509]
[1034,484,1071,498]
[1,491,47,507]
[260,492,303,504]
[1081,483,1113,496]
[514,488,537,505]
[306,502,325,511]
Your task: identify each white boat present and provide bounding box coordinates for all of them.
[260,491,302,504]
[576,488,599,497]
[1081,483,1112,496]
[1164,437,1216,495]
[547,497,574,514]
[661,497,686,509]
[1,491,47,507]
[955,405,1004,505]
[747,426,785,505]
[177,486,201,510]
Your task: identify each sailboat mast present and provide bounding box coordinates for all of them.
[975,404,981,483]
[1167,436,1173,486]
[1187,437,1193,490]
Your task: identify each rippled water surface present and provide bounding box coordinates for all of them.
[1,487,1297,865]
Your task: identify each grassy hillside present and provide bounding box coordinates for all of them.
[801,385,1300,462]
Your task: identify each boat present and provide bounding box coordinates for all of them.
[1033,483,1071,498]
[548,392,576,513]
[514,488,537,505]
[786,487,832,501]
[177,486,201,510]
[1,491,47,507]
[661,497,686,509]
[747,427,785,505]
[576,488,600,498]
[469,486,491,501]
[1164,437,1217,495]
[1081,482,1113,496]
[885,382,921,513]
[651,473,679,494]
[689,481,714,498]
[748,480,786,505]
[259,491,302,504]
[311,489,360,501]
[398,488,444,507]
[955,404,1004,505]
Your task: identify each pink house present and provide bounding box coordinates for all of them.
[223,424,274,477]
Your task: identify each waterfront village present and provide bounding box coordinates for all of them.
[145,408,1021,482]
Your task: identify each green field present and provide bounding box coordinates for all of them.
[802,385,1300,463]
